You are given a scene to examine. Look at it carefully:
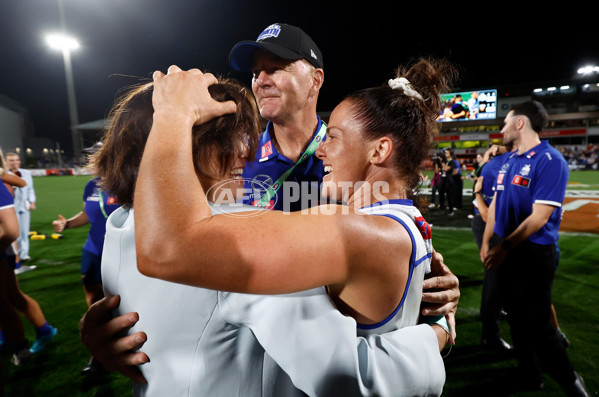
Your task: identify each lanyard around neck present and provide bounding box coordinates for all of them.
[97,190,108,219]
[254,122,327,208]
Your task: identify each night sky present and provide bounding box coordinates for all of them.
[1,0,597,154]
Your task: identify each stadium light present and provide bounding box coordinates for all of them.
[577,65,599,75]
[45,33,79,51]
[45,31,82,161]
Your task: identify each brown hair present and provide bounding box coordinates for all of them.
[344,58,457,206]
[91,78,260,208]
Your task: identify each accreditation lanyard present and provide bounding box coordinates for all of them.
[255,122,327,208]
[97,190,108,219]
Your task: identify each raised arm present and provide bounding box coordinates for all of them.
[134,66,407,296]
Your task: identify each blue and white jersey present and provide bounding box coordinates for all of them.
[0,182,14,210]
[356,199,433,335]
[102,202,445,397]
[241,117,325,212]
[493,141,568,245]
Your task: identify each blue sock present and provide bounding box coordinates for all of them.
[36,322,52,338]
[14,261,21,270]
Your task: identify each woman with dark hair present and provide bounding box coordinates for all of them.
[135,59,456,340]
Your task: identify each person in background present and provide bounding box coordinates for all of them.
[472,144,513,353]
[51,142,120,376]
[5,153,36,262]
[0,149,57,365]
[482,101,589,396]
[428,157,442,209]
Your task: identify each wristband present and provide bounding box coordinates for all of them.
[423,315,452,357]
[474,191,483,195]
[65,221,71,230]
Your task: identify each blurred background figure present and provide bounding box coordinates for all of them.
[0,148,57,365]
[51,142,119,376]
[5,152,36,262]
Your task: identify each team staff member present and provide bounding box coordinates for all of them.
[229,23,325,211]
[481,101,588,396]
[5,153,36,262]
[472,144,513,352]
[229,22,458,318]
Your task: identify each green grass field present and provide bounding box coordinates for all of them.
[2,175,598,396]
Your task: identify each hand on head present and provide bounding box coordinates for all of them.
[152,65,237,126]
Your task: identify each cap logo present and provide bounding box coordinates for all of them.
[310,49,318,60]
[257,24,281,42]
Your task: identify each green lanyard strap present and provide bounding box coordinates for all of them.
[98,190,108,219]
[255,122,327,208]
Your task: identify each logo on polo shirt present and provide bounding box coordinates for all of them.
[512,175,531,188]
[107,197,117,205]
[261,141,273,158]
[520,164,531,176]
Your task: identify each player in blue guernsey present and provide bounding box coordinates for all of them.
[52,166,119,375]
[481,101,588,396]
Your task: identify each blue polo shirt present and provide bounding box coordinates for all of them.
[493,141,568,245]
[242,117,326,212]
[83,178,120,256]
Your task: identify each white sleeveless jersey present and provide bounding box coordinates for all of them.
[101,202,444,397]
[356,199,433,336]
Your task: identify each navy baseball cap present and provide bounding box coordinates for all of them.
[229,23,323,72]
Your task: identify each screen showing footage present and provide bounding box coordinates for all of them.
[437,89,497,122]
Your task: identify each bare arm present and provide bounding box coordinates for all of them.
[135,67,407,296]
[0,172,26,188]
[52,203,90,232]
[474,176,489,222]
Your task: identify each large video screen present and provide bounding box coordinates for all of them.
[437,89,497,122]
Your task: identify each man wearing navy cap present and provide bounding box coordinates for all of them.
[229,23,325,211]
[482,101,588,396]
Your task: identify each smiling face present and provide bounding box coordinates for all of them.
[199,140,251,203]
[251,50,315,123]
[316,100,373,203]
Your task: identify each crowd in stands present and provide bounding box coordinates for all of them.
[557,144,599,170]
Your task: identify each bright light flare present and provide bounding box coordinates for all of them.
[577,65,599,75]
[46,33,79,51]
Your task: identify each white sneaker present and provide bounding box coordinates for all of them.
[12,348,33,366]
[428,203,436,208]
[15,265,37,275]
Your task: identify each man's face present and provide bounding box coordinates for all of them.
[6,155,20,172]
[250,50,314,123]
[501,111,520,146]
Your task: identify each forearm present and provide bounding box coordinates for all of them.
[475,194,488,222]
[1,173,26,187]
[134,113,212,276]
[66,212,90,229]
[502,203,555,248]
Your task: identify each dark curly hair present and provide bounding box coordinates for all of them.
[343,58,458,207]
